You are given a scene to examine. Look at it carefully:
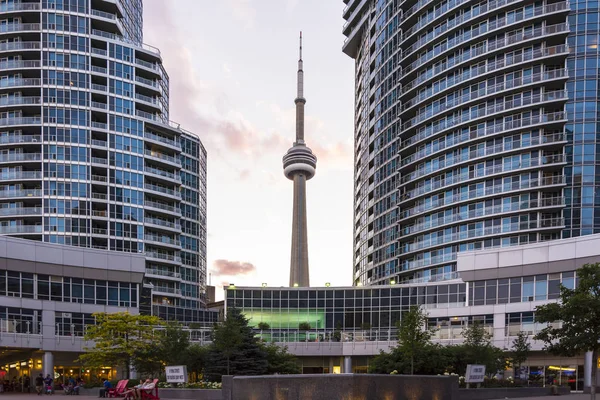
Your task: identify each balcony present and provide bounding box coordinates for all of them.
[145,183,181,198]
[146,251,181,264]
[144,132,181,150]
[0,42,40,52]
[0,153,41,163]
[0,189,42,199]
[145,200,181,215]
[91,84,107,92]
[136,93,158,105]
[145,268,181,279]
[0,225,42,234]
[91,157,108,165]
[136,58,158,71]
[144,217,181,231]
[145,166,181,182]
[0,78,41,89]
[153,286,182,296]
[91,9,117,20]
[0,207,42,217]
[145,234,180,248]
[0,23,41,33]
[91,121,107,130]
[135,76,158,88]
[0,97,41,107]
[0,171,42,181]
[0,134,41,145]
[145,149,181,166]
[0,60,41,70]
[91,65,107,74]
[0,117,41,127]
[0,2,41,11]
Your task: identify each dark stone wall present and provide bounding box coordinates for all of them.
[458,386,571,400]
[230,374,458,400]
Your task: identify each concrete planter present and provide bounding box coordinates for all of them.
[79,386,222,399]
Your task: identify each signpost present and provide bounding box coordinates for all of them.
[165,365,188,384]
[465,364,486,388]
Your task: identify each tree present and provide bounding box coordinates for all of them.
[396,305,436,375]
[263,343,301,374]
[510,331,531,380]
[298,322,311,331]
[133,322,191,377]
[257,322,270,331]
[185,344,209,382]
[205,308,268,381]
[535,263,600,400]
[461,322,506,377]
[78,312,162,378]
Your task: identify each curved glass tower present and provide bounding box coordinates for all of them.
[343,0,571,286]
[0,0,207,322]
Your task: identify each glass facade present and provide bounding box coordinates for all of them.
[0,0,207,322]
[343,0,571,286]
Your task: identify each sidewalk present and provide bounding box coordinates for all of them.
[483,394,589,400]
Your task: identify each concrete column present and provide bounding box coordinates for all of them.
[43,352,54,378]
[584,351,593,389]
[343,356,352,374]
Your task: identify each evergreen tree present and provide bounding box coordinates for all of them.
[264,343,301,374]
[205,308,268,381]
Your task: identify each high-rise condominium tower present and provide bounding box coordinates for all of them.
[0,0,207,322]
[283,33,317,287]
[343,0,578,286]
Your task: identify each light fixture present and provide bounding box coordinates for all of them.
[293,283,299,287]
[261,283,267,287]
[356,282,362,286]
[228,283,235,289]
[325,282,331,287]
[390,279,396,285]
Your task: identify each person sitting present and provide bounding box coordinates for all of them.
[123,379,154,400]
[98,379,112,398]
[73,377,83,395]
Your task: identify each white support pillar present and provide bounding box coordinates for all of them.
[43,352,54,378]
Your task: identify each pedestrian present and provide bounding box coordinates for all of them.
[98,378,112,398]
[35,373,44,396]
[24,375,31,393]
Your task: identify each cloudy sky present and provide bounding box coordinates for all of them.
[142,1,355,297]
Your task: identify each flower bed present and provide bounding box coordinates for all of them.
[157,382,222,390]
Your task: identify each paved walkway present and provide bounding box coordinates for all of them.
[488,395,590,400]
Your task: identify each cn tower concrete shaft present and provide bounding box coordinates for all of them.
[282,32,317,287]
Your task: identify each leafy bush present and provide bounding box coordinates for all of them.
[156,382,222,390]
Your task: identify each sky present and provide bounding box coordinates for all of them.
[142,0,355,298]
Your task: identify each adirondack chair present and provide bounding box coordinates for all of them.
[107,379,129,398]
[139,379,159,400]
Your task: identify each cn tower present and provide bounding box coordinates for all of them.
[282,32,317,287]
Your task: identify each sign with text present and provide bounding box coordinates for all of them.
[465,364,486,383]
[165,365,188,383]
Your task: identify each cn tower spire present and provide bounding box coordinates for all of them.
[283,32,317,288]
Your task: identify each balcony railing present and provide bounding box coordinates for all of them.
[0,171,42,180]
[0,134,41,144]
[400,111,567,151]
[0,189,42,198]
[91,84,107,92]
[91,48,107,56]
[0,60,41,70]
[0,207,42,217]
[0,153,41,162]
[145,149,181,165]
[136,58,158,70]
[153,286,182,295]
[145,200,180,214]
[401,176,565,219]
[91,65,107,74]
[145,235,179,246]
[404,197,564,235]
[0,42,40,52]
[401,130,565,170]
[0,2,41,11]
[0,23,41,33]
[136,93,158,105]
[0,225,42,234]
[146,252,181,263]
[0,78,41,88]
[145,217,181,230]
[402,90,567,133]
[91,29,160,55]
[91,157,108,165]
[146,268,181,279]
[145,166,181,182]
[91,9,117,20]
[145,183,181,198]
[144,132,180,149]
[402,45,569,99]
[0,96,41,107]
[135,76,158,87]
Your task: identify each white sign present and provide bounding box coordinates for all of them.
[165,365,187,383]
[465,364,486,383]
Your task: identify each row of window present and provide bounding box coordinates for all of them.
[0,271,139,307]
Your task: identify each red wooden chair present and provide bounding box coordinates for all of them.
[107,380,129,398]
[139,379,159,400]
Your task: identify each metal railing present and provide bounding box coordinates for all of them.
[91,121,107,130]
[145,200,180,214]
[402,151,565,196]
[146,268,181,279]
[91,139,107,147]
[0,225,42,234]
[136,93,158,105]
[0,23,41,33]
[400,176,565,219]
[0,78,41,88]
[145,183,181,197]
[0,153,41,162]
[400,111,566,150]
[91,9,117,19]
[0,41,40,52]
[91,29,160,55]
[91,193,107,200]
[145,217,181,230]
[404,197,564,235]
[0,207,42,217]
[146,252,181,263]
[145,166,180,181]
[91,101,107,109]
[144,132,180,148]
[0,2,41,11]
[0,134,41,144]
[0,189,42,198]
[402,44,569,98]
[91,157,108,165]
[0,171,42,180]
[91,65,107,74]
[145,149,181,165]
[145,235,179,246]
[91,47,107,56]
[0,60,41,70]
[91,84,107,92]
[153,286,182,295]
[136,58,158,70]
[0,96,41,107]
[135,75,158,87]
